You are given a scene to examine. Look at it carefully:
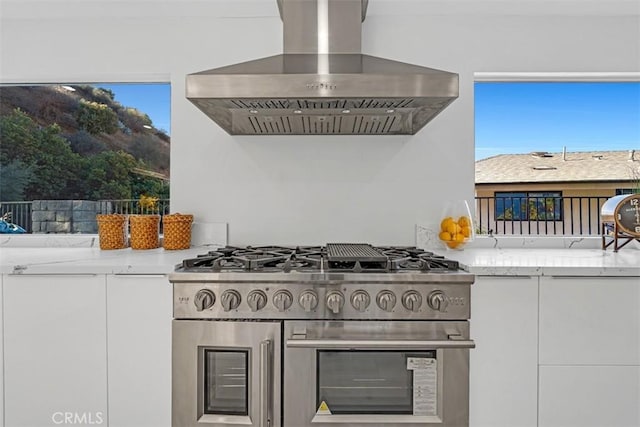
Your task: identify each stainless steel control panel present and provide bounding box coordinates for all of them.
[173,282,471,320]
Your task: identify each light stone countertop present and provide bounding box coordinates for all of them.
[416,226,640,277]
[439,247,640,277]
[1,233,639,277]
[0,246,215,275]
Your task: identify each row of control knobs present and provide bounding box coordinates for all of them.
[193,289,449,313]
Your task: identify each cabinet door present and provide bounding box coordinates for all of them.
[107,274,172,427]
[539,366,640,427]
[3,274,108,427]
[469,276,538,427]
[0,275,4,427]
[539,276,640,365]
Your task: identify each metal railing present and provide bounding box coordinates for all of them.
[98,199,171,233]
[0,201,33,233]
[0,199,170,234]
[475,196,610,236]
[98,199,171,216]
[0,197,617,236]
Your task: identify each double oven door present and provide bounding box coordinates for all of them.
[173,320,281,427]
[173,319,473,427]
[283,320,474,427]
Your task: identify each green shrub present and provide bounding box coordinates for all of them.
[75,99,118,135]
[119,107,152,132]
[67,130,107,155]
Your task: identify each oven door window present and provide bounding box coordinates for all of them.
[204,349,249,415]
[317,350,436,415]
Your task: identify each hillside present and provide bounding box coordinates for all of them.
[0,84,170,177]
[0,84,170,202]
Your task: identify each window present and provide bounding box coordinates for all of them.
[475,76,639,236]
[495,192,563,221]
[616,188,635,195]
[0,83,170,233]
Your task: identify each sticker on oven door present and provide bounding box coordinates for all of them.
[316,400,332,415]
[407,358,437,416]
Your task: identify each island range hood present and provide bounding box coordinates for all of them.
[186,0,459,135]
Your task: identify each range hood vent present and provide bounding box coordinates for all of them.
[187,0,459,135]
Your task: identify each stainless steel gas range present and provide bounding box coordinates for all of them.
[169,244,475,427]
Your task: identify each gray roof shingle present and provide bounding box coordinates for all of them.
[476,150,640,184]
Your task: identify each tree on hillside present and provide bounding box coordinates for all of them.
[0,107,41,163]
[1,109,83,199]
[82,150,137,200]
[75,99,118,135]
[0,160,32,201]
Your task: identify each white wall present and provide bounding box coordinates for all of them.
[1,1,638,245]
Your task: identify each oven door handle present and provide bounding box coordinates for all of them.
[260,339,272,427]
[286,339,475,349]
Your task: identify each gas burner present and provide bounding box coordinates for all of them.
[180,245,460,273]
[275,254,323,272]
[389,256,429,271]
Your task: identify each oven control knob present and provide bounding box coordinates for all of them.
[220,290,241,312]
[376,291,396,312]
[247,290,268,312]
[194,289,216,311]
[350,290,371,312]
[326,291,345,314]
[427,290,449,312]
[273,290,294,312]
[299,290,319,312]
[402,291,422,312]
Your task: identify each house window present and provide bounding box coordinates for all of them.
[495,192,563,221]
[616,188,635,195]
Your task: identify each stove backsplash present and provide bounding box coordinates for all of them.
[171,125,475,246]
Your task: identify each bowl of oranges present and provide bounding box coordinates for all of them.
[438,200,474,250]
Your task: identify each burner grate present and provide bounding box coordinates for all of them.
[179,245,460,273]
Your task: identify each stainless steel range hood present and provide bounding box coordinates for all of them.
[186,0,459,135]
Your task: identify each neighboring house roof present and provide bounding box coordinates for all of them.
[476,150,640,184]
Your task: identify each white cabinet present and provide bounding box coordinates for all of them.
[539,277,640,365]
[0,275,4,427]
[538,276,640,427]
[106,274,172,427]
[3,274,108,427]
[539,366,640,427]
[469,276,539,427]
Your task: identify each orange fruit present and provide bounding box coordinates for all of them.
[458,216,470,227]
[439,231,452,241]
[440,217,454,232]
[446,241,461,249]
[461,226,471,237]
[446,222,460,235]
[454,233,465,242]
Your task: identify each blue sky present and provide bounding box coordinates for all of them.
[98,83,171,135]
[475,82,640,160]
[92,82,639,153]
